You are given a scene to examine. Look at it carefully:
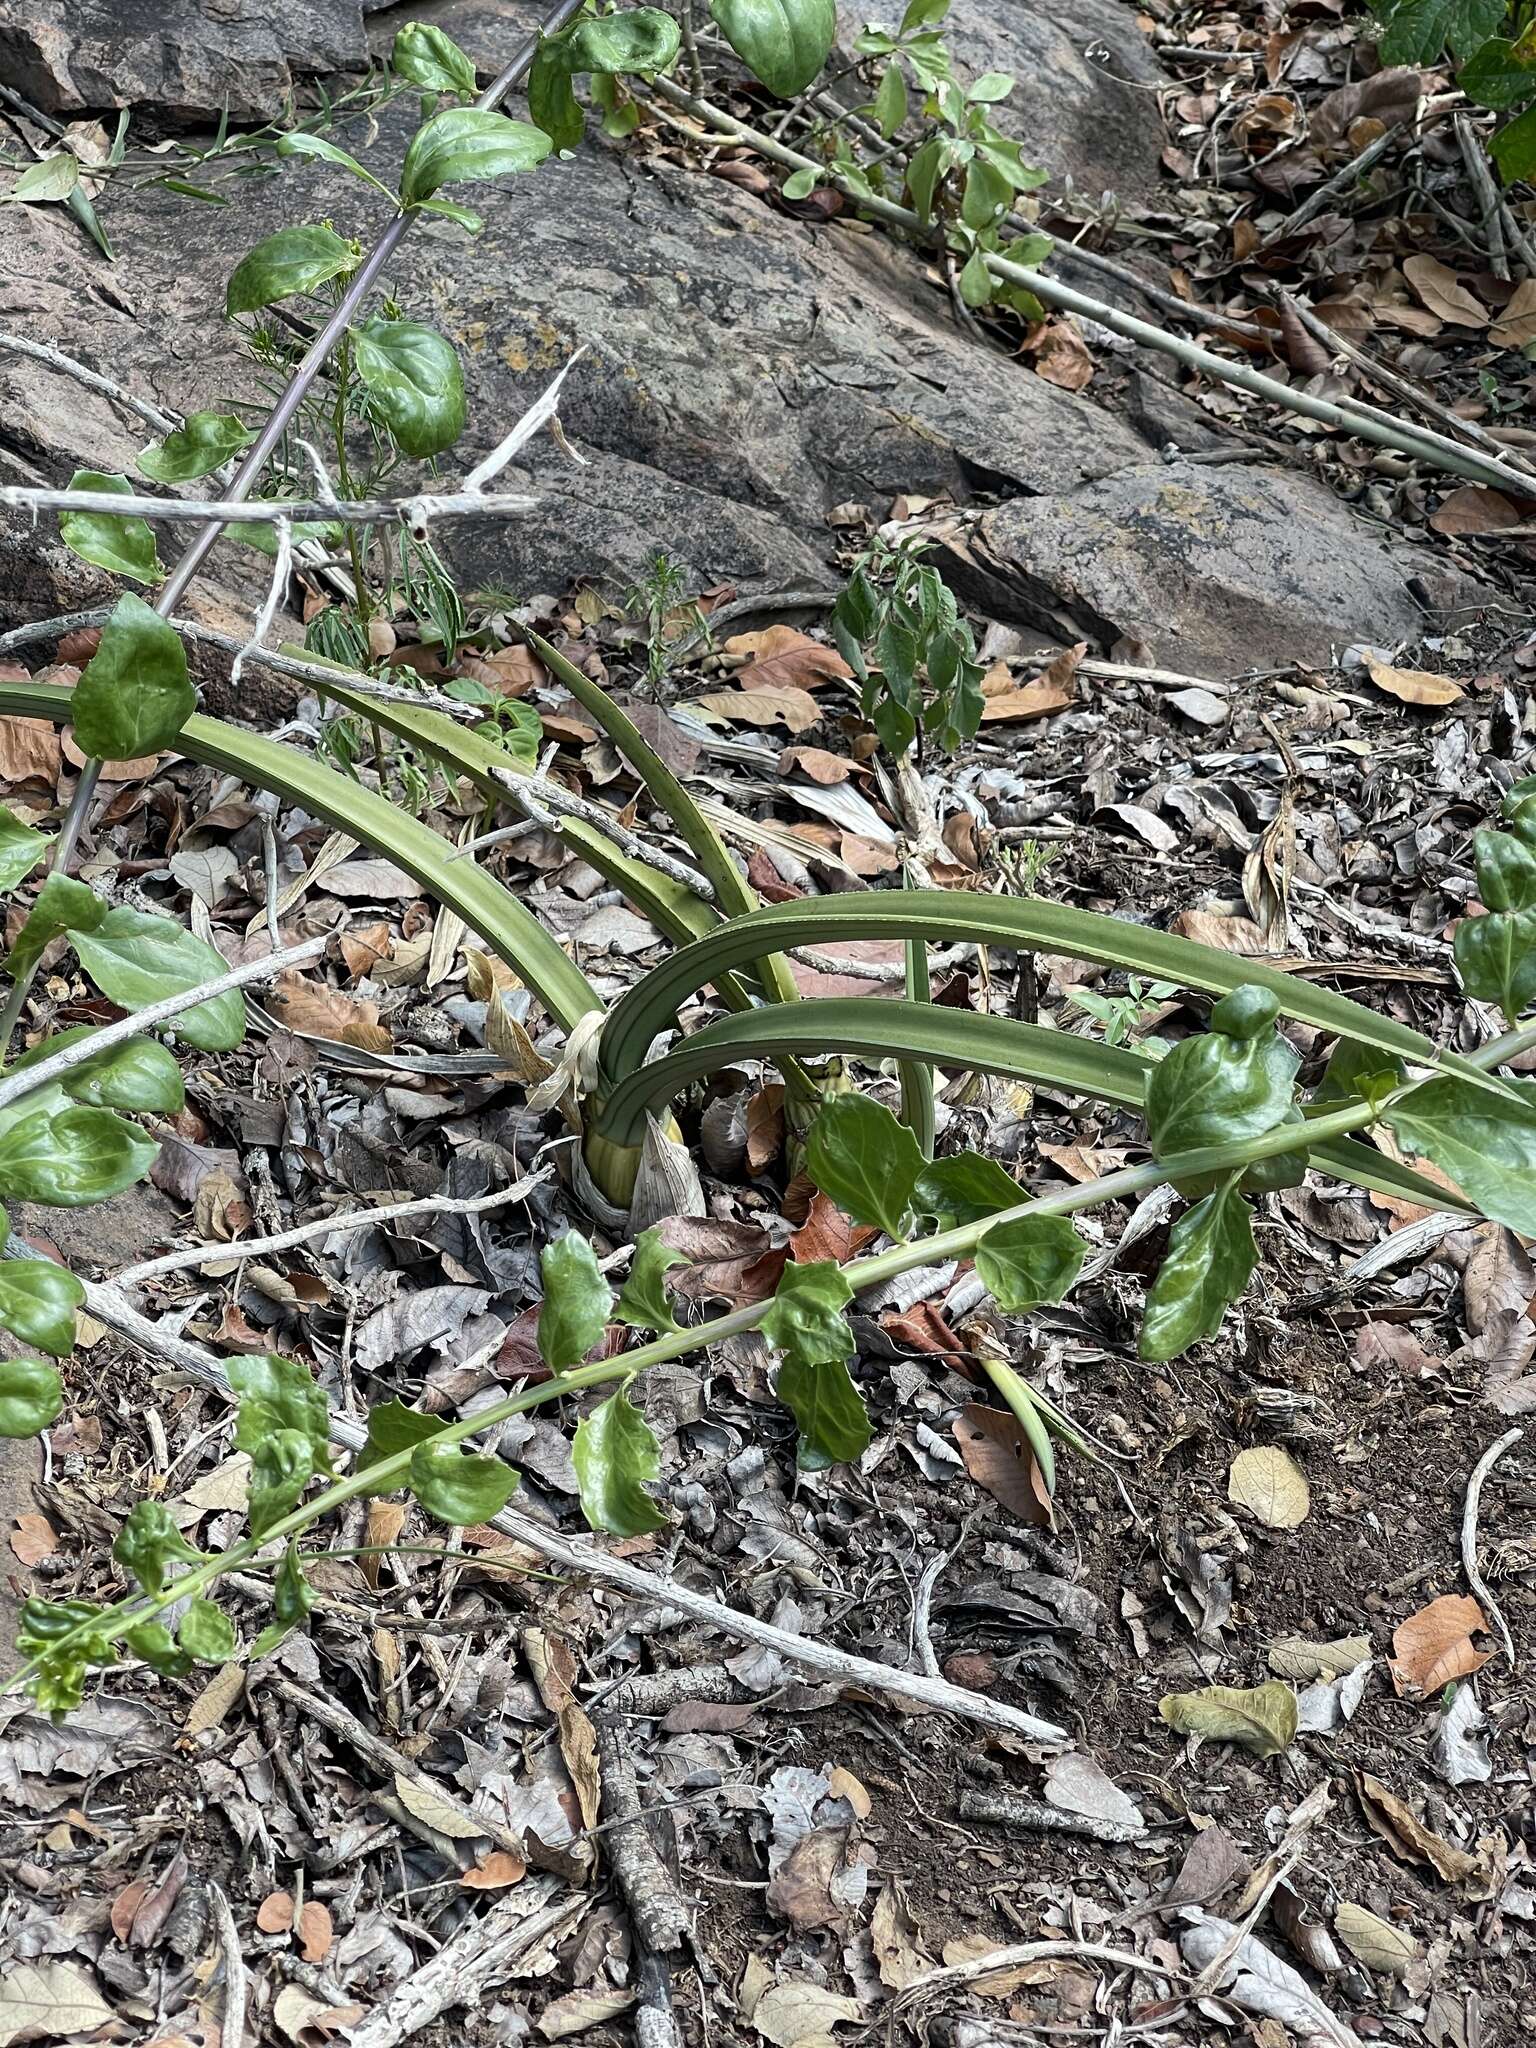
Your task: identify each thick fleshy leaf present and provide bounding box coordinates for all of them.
[399,108,551,205]
[762,1257,854,1365]
[614,1226,685,1332]
[6,871,104,986]
[226,223,356,314]
[1454,909,1536,1025]
[351,317,465,459]
[1378,0,1503,65]
[124,1620,193,1678]
[275,1541,317,1626]
[0,1357,62,1438]
[409,1439,519,1524]
[1474,827,1536,911]
[59,470,162,584]
[361,1397,446,1474]
[113,1499,200,1594]
[1458,32,1536,105]
[1388,1075,1536,1237]
[71,907,245,1050]
[16,1596,114,1712]
[529,10,680,147]
[709,0,837,94]
[1144,985,1298,1157]
[275,130,394,197]
[776,1353,871,1471]
[393,21,480,96]
[538,1232,613,1371]
[804,1093,923,1239]
[0,1259,84,1356]
[73,591,194,760]
[0,805,48,894]
[137,411,255,483]
[974,1214,1084,1313]
[572,1386,667,1534]
[249,1429,317,1538]
[1139,1178,1256,1361]
[0,1105,156,1206]
[179,1597,236,1662]
[60,1036,185,1115]
[913,1150,1024,1230]
[229,1354,331,1465]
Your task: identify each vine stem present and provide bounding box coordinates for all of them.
[6,1099,1387,1701]
[0,762,103,1057]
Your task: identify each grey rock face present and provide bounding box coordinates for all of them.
[0,0,369,123]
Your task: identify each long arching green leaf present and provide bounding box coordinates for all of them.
[596,894,1501,1093]
[0,677,601,1032]
[588,996,1471,1216]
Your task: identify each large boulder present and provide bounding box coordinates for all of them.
[0,0,369,123]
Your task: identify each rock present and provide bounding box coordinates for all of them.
[938,462,1465,675]
[837,0,1170,204]
[0,0,369,124]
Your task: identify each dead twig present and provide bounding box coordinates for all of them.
[1456,113,1509,280]
[0,480,540,528]
[596,1720,691,1954]
[956,1788,1146,1844]
[1462,1427,1523,1665]
[895,1936,1186,2011]
[206,1882,249,2048]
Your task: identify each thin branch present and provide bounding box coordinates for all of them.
[460,345,589,489]
[0,330,178,436]
[1251,120,1409,253]
[231,515,292,694]
[648,81,1536,499]
[0,932,327,1114]
[1462,1427,1522,1665]
[115,1172,547,1288]
[1456,113,1509,281]
[0,481,539,528]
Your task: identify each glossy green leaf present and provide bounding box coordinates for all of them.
[275,1540,317,1626]
[1140,1177,1256,1361]
[16,1596,114,1712]
[0,1357,62,1438]
[58,471,162,585]
[761,1257,854,1375]
[230,1353,331,1463]
[393,21,480,96]
[873,62,908,137]
[1388,1075,1536,1236]
[1493,102,1536,182]
[538,1231,613,1371]
[6,153,80,204]
[530,9,680,147]
[60,1036,185,1115]
[73,591,194,760]
[409,1439,519,1524]
[414,195,484,233]
[71,908,246,1050]
[957,244,994,308]
[225,222,356,315]
[179,1597,236,1662]
[0,1259,84,1356]
[804,1093,924,1239]
[249,1429,318,1538]
[1475,827,1536,910]
[1376,0,1503,64]
[905,134,952,219]
[362,1397,446,1474]
[136,411,254,484]
[0,1105,156,1206]
[351,317,466,459]
[124,1620,193,1678]
[1315,1037,1403,1111]
[1454,908,1536,1025]
[710,0,836,94]
[974,1214,1084,1313]
[572,1385,667,1534]
[0,805,48,894]
[399,108,551,206]
[1144,986,1298,1157]
[614,1226,686,1332]
[781,165,820,201]
[1464,39,1536,109]
[113,1498,200,1594]
[6,871,104,987]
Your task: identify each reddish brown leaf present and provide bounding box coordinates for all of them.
[727,624,853,693]
[1429,486,1525,537]
[257,1890,296,1934]
[1389,1594,1490,1697]
[781,745,854,784]
[297,1902,334,1963]
[791,1191,878,1265]
[460,1851,528,1889]
[9,1513,56,1567]
[952,1403,1054,1526]
[266,971,393,1054]
[882,1301,965,1354]
[746,1084,785,1173]
[1026,319,1095,390]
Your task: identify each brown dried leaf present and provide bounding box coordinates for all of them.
[9,1513,56,1567]
[1389,1593,1490,1697]
[1334,1900,1419,1979]
[978,682,1074,724]
[257,1889,296,1934]
[297,1902,334,1962]
[727,624,852,692]
[1027,318,1095,389]
[689,685,821,733]
[1227,1445,1310,1529]
[781,745,854,784]
[1403,254,1489,329]
[0,714,62,787]
[1490,276,1536,349]
[952,1403,1054,1527]
[789,1191,878,1265]
[461,1850,529,1890]
[1355,1771,1478,1883]
[1429,486,1524,536]
[266,971,393,1054]
[1169,909,1267,953]
[1365,658,1463,706]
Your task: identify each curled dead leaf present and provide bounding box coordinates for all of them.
[1365,658,1463,707]
[1389,1593,1490,1697]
